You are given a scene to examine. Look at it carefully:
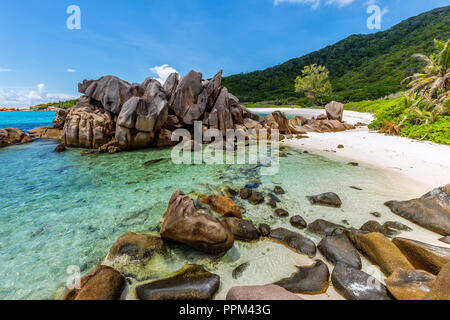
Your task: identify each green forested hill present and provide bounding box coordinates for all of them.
[222,6,450,105]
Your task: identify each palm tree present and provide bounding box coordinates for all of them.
[404,39,449,123]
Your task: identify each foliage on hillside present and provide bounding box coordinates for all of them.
[345,97,450,145]
[30,99,79,110]
[223,6,450,105]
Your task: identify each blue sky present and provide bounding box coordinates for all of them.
[0,0,448,107]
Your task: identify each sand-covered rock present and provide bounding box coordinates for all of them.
[64,265,125,300]
[136,265,220,300]
[345,229,413,275]
[160,190,234,254]
[392,237,450,275]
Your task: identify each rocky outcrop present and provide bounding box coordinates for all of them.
[331,263,393,300]
[301,120,355,133]
[0,128,33,148]
[385,269,436,300]
[307,192,342,208]
[160,190,234,254]
[226,285,303,300]
[264,112,307,135]
[62,97,115,149]
[345,229,414,275]
[392,237,450,275]
[274,260,330,294]
[61,70,265,151]
[318,230,362,270]
[53,109,68,129]
[201,195,242,218]
[385,185,450,236]
[28,126,63,140]
[221,218,260,241]
[64,265,125,300]
[108,232,164,261]
[269,228,316,257]
[360,220,413,238]
[325,101,344,122]
[424,262,450,300]
[136,265,220,300]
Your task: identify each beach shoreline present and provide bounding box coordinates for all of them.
[251,107,450,191]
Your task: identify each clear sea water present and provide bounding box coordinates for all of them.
[0,111,436,300]
[0,111,56,133]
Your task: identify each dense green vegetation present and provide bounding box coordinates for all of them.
[30,99,79,110]
[345,97,450,145]
[223,6,450,105]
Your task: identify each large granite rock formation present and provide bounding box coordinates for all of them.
[0,128,33,148]
[325,101,344,122]
[160,190,235,254]
[61,70,264,151]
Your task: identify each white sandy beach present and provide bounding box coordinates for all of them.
[252,107,450,191]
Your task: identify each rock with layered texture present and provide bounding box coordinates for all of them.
[274,260,330,294]
[227,284,303,300]
[325,101,344,122]
[385,185,450,236]
[62,97,115,149]
[385,269,436,300]
[29,126,62,140]
[160,190,235,254]
[53,109,68,129]
[345,229,414,275]
[64,265,125,300]
[0,128,33,148]
[136,265,220,300]
[392,237,450,275]
[332,263,393,300]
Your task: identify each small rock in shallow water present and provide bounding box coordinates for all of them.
[290,215,307,229]
[385,269,436,300]
[222,217,260,241]
[370,212,382,218]
[360,221,385,234]
[307,219,345,237]
[267,199,277,208]
[348,162,359,166]
[332,263,392,300]
[240,188,252,200]
[232,262,250,280]
[274,260,330,294]
[269,193,281,203]
[275,209,289,218]
[54,144,67,153]
[136,265,220,300]
[350,186,363,191]
[259,224,271,237]
[108,232,164,261]
[269,228,316,257]
[201,195,242,218]
[307,192,342,208]
[273,186,285,195]
[249,192,265,205]
[439,236,450,245]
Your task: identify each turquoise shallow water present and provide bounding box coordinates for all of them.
[0,111,426,300]
[0,111,55,133]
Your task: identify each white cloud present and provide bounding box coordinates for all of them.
[274,0,355,9]
[67,69,77,73]
[0,84,78,108]
[0,68,13,72]
[149,64,177,84]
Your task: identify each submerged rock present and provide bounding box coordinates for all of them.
[385,185,450,236]
[64,265,125,300]
[258,224,271,237]
[0,128,33,148]
[249,192,265,205]
[331,263,392,300]
[318,230,362,270]
[290,216,307,229]
[307,219,345,237]
[345,229,414,275]
[307,193,342,208]
[108,232,164,261]
[222,217,260,241]
[232,262,250,280]
[201,195,242,218]
[425,262,450,300]
[392,237,450,275]
[136,265,220,300]
[275,208,289,218]
[269,228,316,257]
[240,188,252,200]
[385,269,436,300]
[274,260,330,294]
[160,190,234,254]
[54,143,67,153]
[226,284,303,301]
[273,186,285,195]
[439,236,450,245]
